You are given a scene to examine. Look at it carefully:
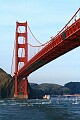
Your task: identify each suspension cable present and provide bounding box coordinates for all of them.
[11,41,15,76]
[28,41,50,47]
[28,25,43,44]
[28,24,52,47]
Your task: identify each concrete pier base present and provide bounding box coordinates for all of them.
[14,94,28,99]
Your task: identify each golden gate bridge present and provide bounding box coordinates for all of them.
[11,8,80,99]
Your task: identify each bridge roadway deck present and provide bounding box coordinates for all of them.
[18,18,80,78]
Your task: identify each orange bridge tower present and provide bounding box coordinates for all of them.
[14,22,28,99]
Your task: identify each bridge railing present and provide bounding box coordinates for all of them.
[27,8,80,62]
[18,8,80,77]
[53,8,80,40]
[27,8,80,66]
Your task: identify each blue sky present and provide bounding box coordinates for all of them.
[0,0,80,85]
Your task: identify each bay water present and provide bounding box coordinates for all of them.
[0,97,80,120]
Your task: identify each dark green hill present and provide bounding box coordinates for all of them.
[1,68,80,99]
[29,83,70,99]
[0,68,14,98]
[65,82,80,94]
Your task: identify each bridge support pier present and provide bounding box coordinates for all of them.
[14,76,28,99]
[14,74,18,98]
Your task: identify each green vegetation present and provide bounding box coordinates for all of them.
[0,68,14,98]
[65,82,80,94]
[0,68,80,99]
[29,83,70,99]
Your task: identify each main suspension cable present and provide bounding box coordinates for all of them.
[11,41,15,76]
[28,25,43,45]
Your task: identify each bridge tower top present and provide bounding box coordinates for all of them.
[15,21,28,75]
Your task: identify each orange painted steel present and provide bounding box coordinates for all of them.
[17,8,80,78]
[14,21,28,98]
[14,9,80,98]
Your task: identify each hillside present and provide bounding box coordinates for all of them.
[29,83,70,99]
[65,82,80,94]
[0,68,14,98]
[0,68,80,99]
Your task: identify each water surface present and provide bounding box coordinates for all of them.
[0,97,80,120]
